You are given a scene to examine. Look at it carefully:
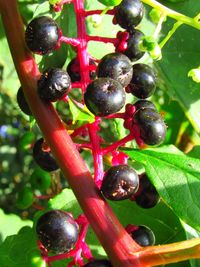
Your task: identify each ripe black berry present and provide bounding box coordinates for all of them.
[83,259,113,267]
[134,173,160,208]
[38,68,71,101]
[17,87,32,116]
[133,108,166,146]
[114,0,144,30]
[123,29,145,61]
[130,225,155,247]
[84,78,126,117]
[33,138,59,172]
[134,100,156,111]
[67,57,97,82]
[25,16,60,55]
[97,53,133,87]
[128,64,156,99]
[101,165,139,201]
[36,210,79,254]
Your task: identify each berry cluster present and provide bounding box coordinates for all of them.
[16,0,167,265]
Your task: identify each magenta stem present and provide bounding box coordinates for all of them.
[74,0,90,91]
[86,35,118,45]
[104,113,125,119]
[84,9,115,16]
[102,133,134,155]
[88,121,104,188]
[60,35,81,46]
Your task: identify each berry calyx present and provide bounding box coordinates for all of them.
[38,68,71,101]
[67,57,97,82]
[133,108,166,146]
[36,210,79,254]
[129,225,155,247]
[84,78,126,117]
[16,187,34,209]
[83,259,113,267]
[25,16,60,55]
[17,87,32,116]
[114,0,144,31]
[30,167,51,191]
[33,138,59,172]
[127,64,156,99]
[101,165,139,201]
[123,29,145,61]
[97,53,133,87]
[134,173,160,209]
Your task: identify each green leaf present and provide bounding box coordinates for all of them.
[156,1,200,133]
[123,147,200,231]
[0,209,32,244]
[68,98,95,124]
[0,226,46,267]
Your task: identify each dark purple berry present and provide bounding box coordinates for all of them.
[130,225,155,247]
[33,138,59,172]
[67,57,97,82]
[114,0,144,30]
[84,78,126,117]
[128,64,156,99]
[25,16,60,55]
[133,108,166,146]
[83,259,113,267]
[17,87,32,116]
[134,100,156,111]
[101,165,139,201]
[97,53,133,87]
[134,173,160,208]
[38,68,71,101]
[36,210,79,254]
[123,29,145,61]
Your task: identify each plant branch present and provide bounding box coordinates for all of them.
[141,0,200,30]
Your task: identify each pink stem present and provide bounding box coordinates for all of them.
[102,134,134,155]
[88,120,104,188]
[86,35,118,45]
[59,35,81,46]
[84,9,115,16]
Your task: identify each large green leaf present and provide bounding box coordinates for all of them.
[155,0,200,133]
[123,147,200,231]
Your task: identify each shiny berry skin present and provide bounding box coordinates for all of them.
[38,68,71,101]
[101,165,139,201]
[84,78,126,117]
[67,57,97,82]
[97,53,133,87]
[17,87,32,116]
[36,210,79,254]
[33,138,59,172]
[134,100,156,111]
[83,259,113,267]
[133,108,166,146]
[135,173,160,208]
[114,0,144,30]
[123,29,145,61]
[25,16,60,55]
[130,225,155,247]
[128,64,156,99]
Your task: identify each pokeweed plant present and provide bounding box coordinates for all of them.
[0,0,200,267]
